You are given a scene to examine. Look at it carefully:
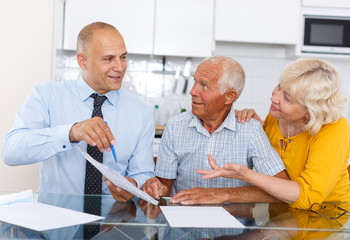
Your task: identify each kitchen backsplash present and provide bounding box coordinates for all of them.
[54,45,350,125]
[55,50,203,125]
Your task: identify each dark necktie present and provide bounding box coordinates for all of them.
[84,94,107,239]
[84,93,107,195]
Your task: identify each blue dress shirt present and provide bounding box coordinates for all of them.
[2,77,155,194]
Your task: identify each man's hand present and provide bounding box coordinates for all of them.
[170,187,227,205]
[104,176,136,202]
[69,116,115,152]
[141,177,173,199]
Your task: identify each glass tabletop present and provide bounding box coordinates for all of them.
[1,192,350,239]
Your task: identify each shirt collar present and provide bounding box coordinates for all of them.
[77,76,119,106]
[220,106,236,132]
[188,106,236,135]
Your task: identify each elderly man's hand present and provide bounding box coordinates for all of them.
[69,116,115,152]
[141,177,173,200]
[169,187,227,205]
[104,176,136,202]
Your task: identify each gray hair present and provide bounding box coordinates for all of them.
[204,56,245,100]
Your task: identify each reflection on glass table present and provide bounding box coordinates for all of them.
[0,192,349,239]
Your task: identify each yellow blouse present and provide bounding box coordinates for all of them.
[264,114,350,210]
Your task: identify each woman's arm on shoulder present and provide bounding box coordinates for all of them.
[235,108,264,125]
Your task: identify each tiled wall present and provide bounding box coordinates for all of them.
[55,43,350,125]
[55,50,203,125]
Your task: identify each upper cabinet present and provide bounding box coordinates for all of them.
[63,0,155,54]
[63,0,302,56]
[302,0,350,8]
[63,0,213,57]
[215,0,301,45]
[153,0,214,57]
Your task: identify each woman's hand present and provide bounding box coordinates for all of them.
[196,154,249,180]
[235,109,264,126]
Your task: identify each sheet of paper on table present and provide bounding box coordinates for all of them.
[77,145,158,205]
[0,190,104,232]
[160,206,246,228]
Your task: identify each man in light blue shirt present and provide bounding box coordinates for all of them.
[2,22,155,201]
[142,56,288,204]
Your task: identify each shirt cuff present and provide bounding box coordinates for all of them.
[155,168,177,180]
[130,172,155,189]
[52,122,77,153]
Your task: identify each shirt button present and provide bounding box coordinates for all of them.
[63,145,66,149]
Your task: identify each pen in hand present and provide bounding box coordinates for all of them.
[105,121,118,164]
[110,143,118,164]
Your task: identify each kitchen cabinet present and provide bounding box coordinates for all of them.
[301,0,350,17]
[215,0,301,45]
[153,0,214,57]
[63,0,155,54]
[302,0,350,8]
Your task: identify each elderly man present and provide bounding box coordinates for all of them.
[142,56,288,204]
[2,22,155,202]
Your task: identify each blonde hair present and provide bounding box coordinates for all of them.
[279,58,346,135]
[205,56,245,100]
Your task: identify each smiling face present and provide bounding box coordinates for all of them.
[190,61,230,122]
[269,84,309,123]
[77,28,127,95]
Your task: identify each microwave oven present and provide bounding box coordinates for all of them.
[302,15,350,55]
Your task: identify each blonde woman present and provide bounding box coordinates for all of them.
[198,58,350,210]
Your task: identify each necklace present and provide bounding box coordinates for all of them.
[278,119,291,156]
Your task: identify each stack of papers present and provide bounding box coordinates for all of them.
[0,190,104,231]
[160,206,245,228]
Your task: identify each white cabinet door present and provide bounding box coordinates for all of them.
[303,0,350,8]
[63,0,155,54]
[153,0,214,57]
[215,0,301,45]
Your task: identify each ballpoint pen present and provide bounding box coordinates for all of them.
[110,144,118,164]
[105,121,118,164]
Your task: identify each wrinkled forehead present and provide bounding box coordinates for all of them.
[195,61,222,82]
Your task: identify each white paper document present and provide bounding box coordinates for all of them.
[160,206,246,228]
[0,201,103,231]
[0,189,33,205]
[77,145,158,205]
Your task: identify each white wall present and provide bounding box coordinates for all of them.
[0,0,54,192]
